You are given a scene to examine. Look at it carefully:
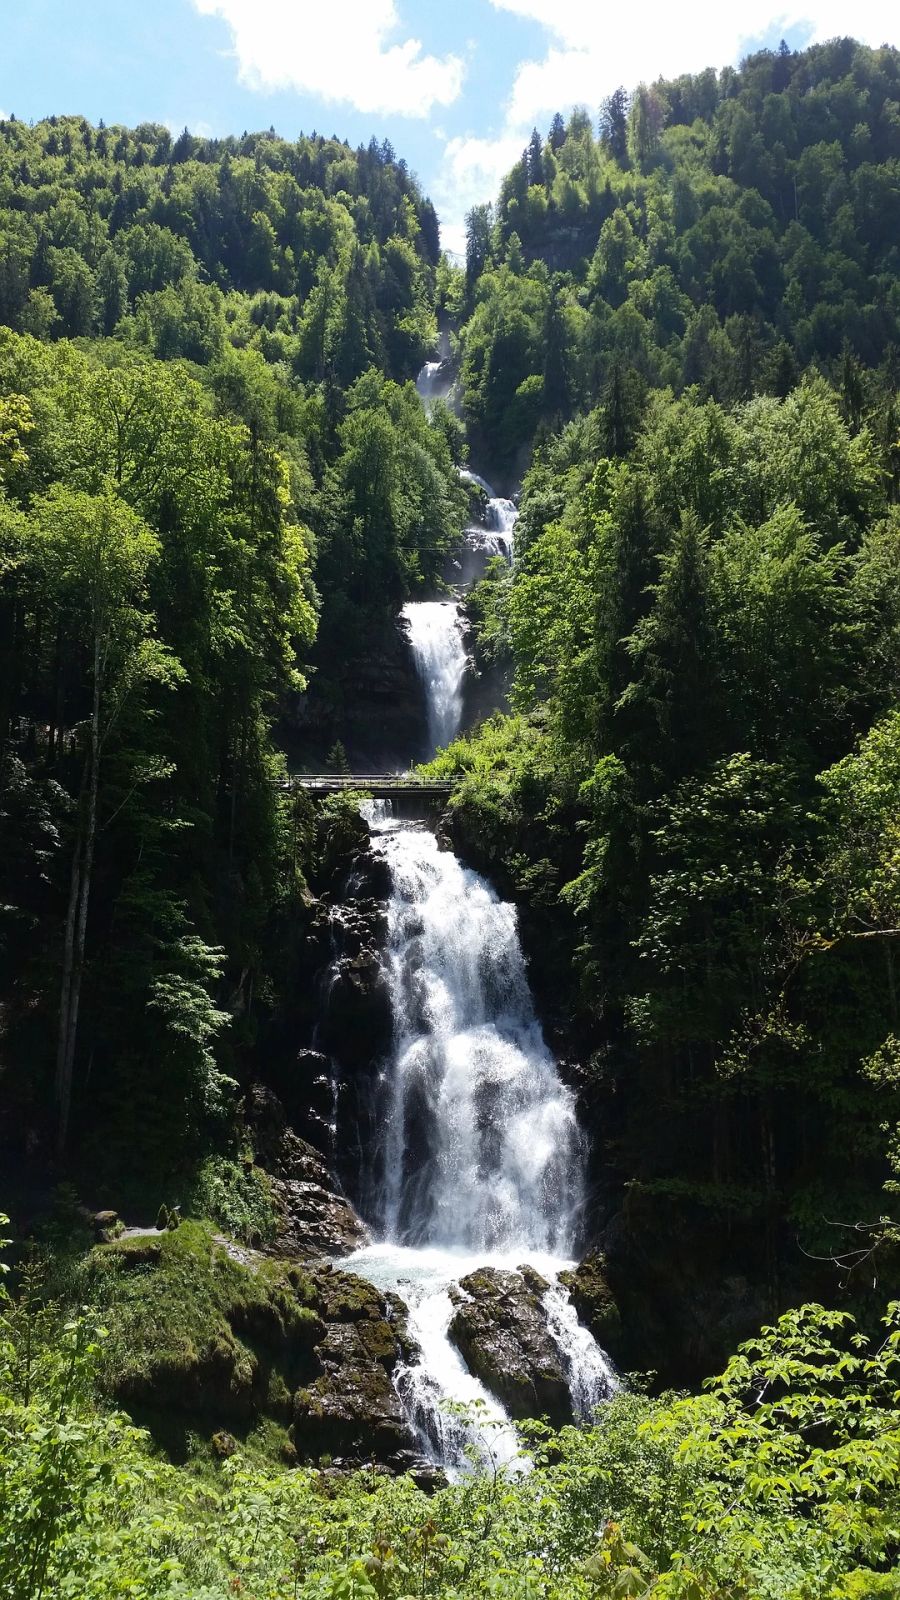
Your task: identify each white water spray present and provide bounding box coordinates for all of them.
[542,1285,615,1420]
[459,468,519,565]
[416,361,451,404]
[402,600,467,755]
[347,806,614,1474]
[373,828,582,1252]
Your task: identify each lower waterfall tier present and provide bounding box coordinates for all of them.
[346,1243,615,1476]
[364,823,584,1254]
[339,809,613,1471]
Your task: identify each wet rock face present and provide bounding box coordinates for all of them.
[599,1197,772,1385]
[281,613,427,771]
[318,895,392,1070]
[262,827,396,1213]
[247,1085,369,1259]
[295,1266,419,1465]
[558,1250,623,1362]
[448,1266,573,1427]
[273,1048,335,1158]
[272,1173,369,1260]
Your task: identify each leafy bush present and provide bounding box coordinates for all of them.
[3,1213,899,1600]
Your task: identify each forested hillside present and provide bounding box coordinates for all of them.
[4,38,900,1600]
[0,118,465,1181]
[456,37,900,477]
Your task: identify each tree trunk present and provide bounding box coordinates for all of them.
[0,590,16,752]
[54,629,101,1153]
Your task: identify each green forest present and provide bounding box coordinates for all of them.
[3,34,900,1600]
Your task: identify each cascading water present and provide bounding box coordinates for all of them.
[458,468,519,568]
[373,829,582,1251]
[477,495,519,563]
[350,395,609,1475]
[402,599,467,755]
[416,361,453,404]
[415,331,454,407]
[347,808,615,1474]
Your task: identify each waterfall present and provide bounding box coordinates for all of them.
[346,809,614,1476]
[487,497,518,536]
[373,828,582,1252]
[458,468,519,567]
[467,496,518,566]
[344,461,609,1476]
[402,600,467,755]
[542,1285,615,1421]
[415,330,454,407]
[416,360,453,404]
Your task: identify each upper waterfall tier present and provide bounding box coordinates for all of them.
[402,599,467,756]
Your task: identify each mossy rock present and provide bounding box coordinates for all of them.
[449,1267,572,1426]
[293,1323,411,1460]
[80,1221,321,1439]
[307,1265,388,1323]
[80,1223,418,1470]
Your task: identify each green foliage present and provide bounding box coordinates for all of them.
[0,107,466,1181]
[461,40,900,468]
[62,1219,321,1480]
[0,120,439,380]
[3,1230,900,1600]
[182,1156,277,1245]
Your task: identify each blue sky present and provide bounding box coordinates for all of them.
[2,0,898,252]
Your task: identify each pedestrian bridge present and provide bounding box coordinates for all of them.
[287,772,454,801]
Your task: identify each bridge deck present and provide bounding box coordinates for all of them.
[287,773,453,798]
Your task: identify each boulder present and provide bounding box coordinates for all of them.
[92,1208,121,1243]
[294,1323,409,1458]
[93,1225,425,1473]
[293,1266,418,1464]
[448,1267,572,1426]
[272,1175,369,1260]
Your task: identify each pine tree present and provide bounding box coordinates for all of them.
[327,739,351,775]
[526,129,544,187]
[599,88,629,164]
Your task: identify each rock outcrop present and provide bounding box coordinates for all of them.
[317,896,392,1070]
[448,1266,573,1426]
[247,1084,369,1259]
[294,1265,419,1466]
[558,1250,623,1361]
[271,1047,335,1158]
[280,611,427,771]
[91,1225,430,1472]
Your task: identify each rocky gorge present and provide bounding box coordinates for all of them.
[191,452,623,1476]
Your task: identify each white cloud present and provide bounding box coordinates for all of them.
[192,0,465,117]
[435,130,525,255]
[490,0,899,126]
[435,0,898,249]
[165,117,214,139]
